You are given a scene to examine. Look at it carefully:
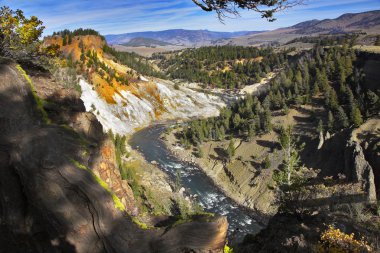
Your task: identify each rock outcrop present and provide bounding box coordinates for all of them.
[317,130,324,149]
[90,138,139,215]
[79,78,225,135]
[236,212,380,253]
[345,141,377,203]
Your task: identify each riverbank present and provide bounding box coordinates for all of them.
[129,124,264,240]
[160,125,278,224]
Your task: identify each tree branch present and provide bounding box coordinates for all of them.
[192,0,305,22]
[192,0,213,11]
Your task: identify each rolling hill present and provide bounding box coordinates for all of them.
[122,37,173,47]
[105,29,263,46]
[219,10,380,46]
[291,10,380,34]
[106,11,380,48]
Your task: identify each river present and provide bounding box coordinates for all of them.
[129,124,262,242]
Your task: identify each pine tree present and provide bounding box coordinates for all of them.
[295,70,303,86]
[315,68,328,91]
[325,87,339,110]
[68,34,72,44]
[261,109,272,132]
[263,155,271,169]
[233,113,241,130]
[327,111,334,131]
[195,144,204,158]
[317,119,324,135]
[283,104,289,115]
[294,83,299,96]
[335,106,349,129]
[226,140,235,162]
[286,89,293,101]
[312,81,320,96]
[62,35,67,46]
[350,104,363,127]
[343,87,354,106]
[219,125,226,140]
[247,124,255,142]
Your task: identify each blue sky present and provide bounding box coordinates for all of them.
[1,0,380,35]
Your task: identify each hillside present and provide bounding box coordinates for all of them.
[123,37,174,47]
[111,44,186,57]
[43,33,225,135]
[161,42,380,250]
[105,29,263,46]
[217,10,380,46]
[154,45,286,89]
[293,10,380,34]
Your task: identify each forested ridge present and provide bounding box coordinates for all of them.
[102,45,166,78]
[285,34,359,47]
[154,46,289,89]
[52,28,106,44]
[178,45,379,148]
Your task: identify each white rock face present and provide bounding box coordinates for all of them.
[79,79,225,135]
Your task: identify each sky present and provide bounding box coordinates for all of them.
[1,0,380,35]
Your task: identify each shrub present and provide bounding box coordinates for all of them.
[263,155,271,169]
[224,245,233,253]
[317,225,372,253]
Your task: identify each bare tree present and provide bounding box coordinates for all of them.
[192,0,304,21]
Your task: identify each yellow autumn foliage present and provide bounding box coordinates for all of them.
[317,225,372,253]
[0,6,44,55]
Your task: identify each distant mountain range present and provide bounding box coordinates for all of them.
[122,37,174,47]
[105,29,263,46]
[106,10,380,47]
[291,10,380,34]
[219,10,380,46]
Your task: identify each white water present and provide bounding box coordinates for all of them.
[130,125,262,242]
[79,77,261,241]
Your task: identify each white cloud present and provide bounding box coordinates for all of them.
[1,0,379,34]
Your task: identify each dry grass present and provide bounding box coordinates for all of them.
[164,103,324,215]
[354,45,380,54]
[112,45,186,57]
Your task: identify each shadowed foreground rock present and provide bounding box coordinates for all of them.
[236,212,379,253]
[0,61,228,253]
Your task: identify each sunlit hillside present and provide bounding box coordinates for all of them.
[43,32,225,134]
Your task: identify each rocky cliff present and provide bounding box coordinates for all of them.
[43,35,225,135]
[79,78,225,135]
[234,126,380,252]
[345,141,377,203]
[0,60,228,252]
